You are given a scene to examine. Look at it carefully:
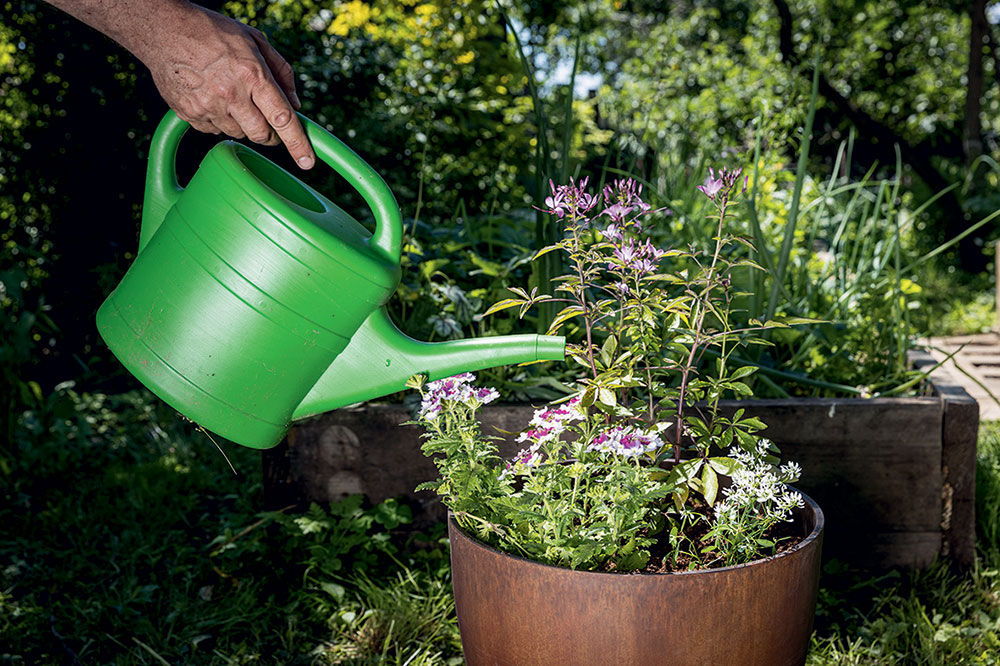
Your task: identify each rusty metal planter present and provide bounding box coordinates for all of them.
[449,492,825,666]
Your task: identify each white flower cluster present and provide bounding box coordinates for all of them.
[417,373,499,422]
[715,440,805,526]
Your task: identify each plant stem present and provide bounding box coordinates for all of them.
[674,199,728,462]
[572,225,599,379]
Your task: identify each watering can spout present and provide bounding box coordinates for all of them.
[292,308,565,420]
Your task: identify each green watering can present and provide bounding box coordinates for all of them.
[97,111,565,450]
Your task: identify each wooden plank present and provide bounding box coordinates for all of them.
[715,398,944,567]
[912,349,980,568]
[717,398,943,533]
[861,531,942,570]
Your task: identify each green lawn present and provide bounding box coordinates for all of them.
[3,387,1000,664]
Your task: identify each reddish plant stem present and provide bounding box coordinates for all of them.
[674,197,729,464]
[572,223,599,381]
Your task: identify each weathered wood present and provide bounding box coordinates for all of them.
[912,350,980,568]
[266,360,979,570]
[715,397,943,569]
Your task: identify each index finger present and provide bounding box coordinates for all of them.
[251,81,316,170]
[248,30,300,109]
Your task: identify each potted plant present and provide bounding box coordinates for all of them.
[406,174,824,666]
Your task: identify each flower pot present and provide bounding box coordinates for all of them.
[448,491,824,666]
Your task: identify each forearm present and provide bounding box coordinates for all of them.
[43,0,316,168]
[42,0,198,65]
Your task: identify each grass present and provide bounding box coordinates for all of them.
[4,386,1000,664]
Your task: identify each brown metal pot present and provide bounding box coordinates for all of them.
[449,490,824,666]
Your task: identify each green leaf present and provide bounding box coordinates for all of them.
[782,316,828,326]
[546,305,585,335]
[533,242,566,261]
[665,459,702,488]
[672,484,689,511]
[418,258,450,279]
[320,581,346,601]
[601,335,617,366]
[483,298,525,317]
[728,366,757,380]
[701,463,719,506]
[707,457,740,476]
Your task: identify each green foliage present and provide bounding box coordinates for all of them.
[0,384,459,664]
[322,570,462,665]
[4,377,1000,663]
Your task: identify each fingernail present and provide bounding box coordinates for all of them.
[297,156,314,169]
[291,92,301,108]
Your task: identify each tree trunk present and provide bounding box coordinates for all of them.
[964,0,987,166]
[771,0,984,272]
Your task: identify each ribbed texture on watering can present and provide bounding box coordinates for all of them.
[449,492,824,666]
[102,218,346,428]
[207,143,401,290]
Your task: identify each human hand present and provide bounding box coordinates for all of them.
[138,3,316,169]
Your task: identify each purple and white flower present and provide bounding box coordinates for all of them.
[587,425,663,458]
[417,373,499,421]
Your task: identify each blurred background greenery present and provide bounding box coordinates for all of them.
[4,0,1000,410]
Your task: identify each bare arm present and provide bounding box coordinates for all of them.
[45,0,316,169]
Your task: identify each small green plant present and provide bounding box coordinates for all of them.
[410,174,806,572]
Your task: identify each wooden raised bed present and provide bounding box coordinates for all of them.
[262,349,978,570]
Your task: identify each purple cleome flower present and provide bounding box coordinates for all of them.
[542,177,599,220]
[697,166,745,203]
[608,237,667,277]
[697,169,725,201]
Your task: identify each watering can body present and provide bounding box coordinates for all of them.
[97,112,564,449]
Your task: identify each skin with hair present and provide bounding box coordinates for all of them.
[43,0,316,169]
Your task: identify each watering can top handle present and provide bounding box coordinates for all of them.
[144,110,403,263]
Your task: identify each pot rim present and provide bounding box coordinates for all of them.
[449,486,824,578]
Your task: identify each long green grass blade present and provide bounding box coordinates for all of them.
[766,51,820,322]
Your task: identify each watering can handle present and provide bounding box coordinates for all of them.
[140,110,188,253]
[297,114,403,265]
[141,111,403,264]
